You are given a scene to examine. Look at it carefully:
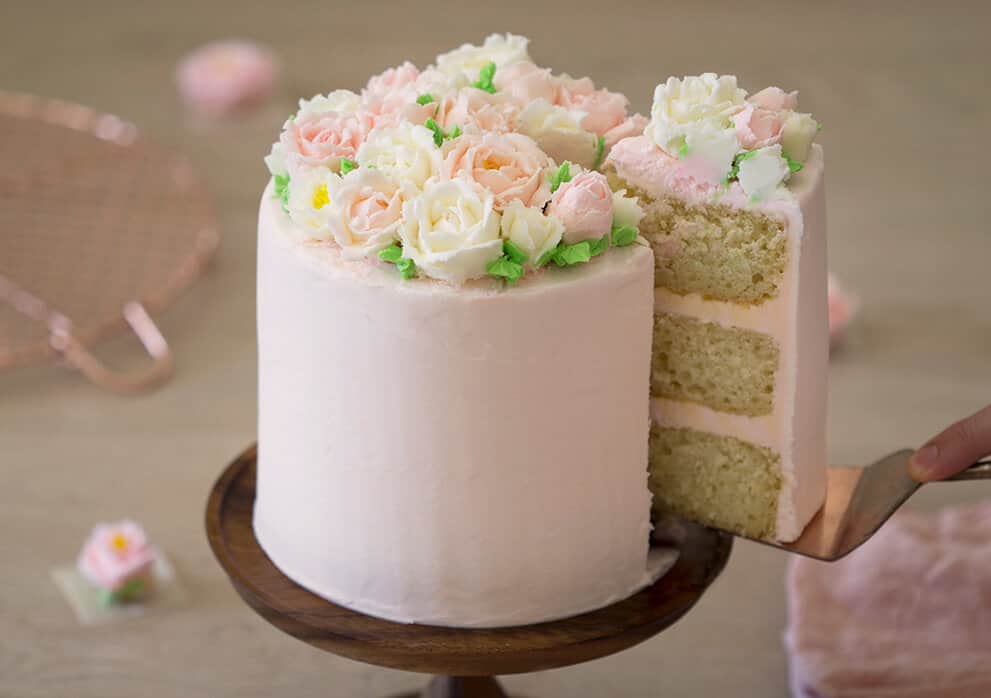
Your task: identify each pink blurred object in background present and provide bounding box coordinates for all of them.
[827,272,858,350]
[176,40,278,116]
[785,502,991,697]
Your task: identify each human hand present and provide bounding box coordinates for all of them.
[908,404,991,482]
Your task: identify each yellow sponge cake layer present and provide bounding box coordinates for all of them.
[649,425,781,539]
[653,312,778,416]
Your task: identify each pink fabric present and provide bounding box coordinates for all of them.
[785,502,991,698]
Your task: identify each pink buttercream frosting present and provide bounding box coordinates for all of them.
[607,135,737,204]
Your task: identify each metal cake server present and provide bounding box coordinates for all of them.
[742,451,991,561]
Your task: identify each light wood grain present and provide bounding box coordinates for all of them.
[1,1,989,696]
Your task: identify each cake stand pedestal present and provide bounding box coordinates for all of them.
[206,445,732,698]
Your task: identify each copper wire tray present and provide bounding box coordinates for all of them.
[0,90,218,392]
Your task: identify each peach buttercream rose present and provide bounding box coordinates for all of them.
[546,170,614,244]
[360,96,435,131]
[557,78,629,136]
[603,113,648,148]
[277,110,371,172]
[494,61,558,105]
[748,86,799,112]
[436,87,519,135]
[327,168,413,259]
[364,61,420,101]
[399,177,504,283]
[732,103,785,150]
[441,132,552,211]
[77,521,156,595]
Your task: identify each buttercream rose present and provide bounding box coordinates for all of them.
[364,61,420,101]
[737,145,790,201]
[603,113,648,148]
[441,132,552,210]
[517,98,600,169]
[646,74,746,182]
[326,168,413,259]
[733,103,785,150]
[546,170,614,244]
[77,521,155,596]
[275,110,371,172]
[780,111,818,162]
[436,88,519,135]
[356,122,442,189]
[285,165,342,236]
[398,177,504,283]
[494,61,558,105]
[748,86,799,112]
[296,89,361,120]
[611,189,644,230]
[434,33,530,81]
[360,96,435,131]
[499,199,563,267]
[557,78,629,136]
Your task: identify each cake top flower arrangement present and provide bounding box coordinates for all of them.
[642,73,821,201]
[263,34,648,285]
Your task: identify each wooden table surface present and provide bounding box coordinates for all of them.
[1,1,989,696]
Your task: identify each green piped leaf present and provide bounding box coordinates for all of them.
[378,244,403,263]
[340,158,357,175]
[785,154,804,174]
[472,61,497,94]
[589,233,610,257]
[552,240,592,267]
[486,256,524,285]
[677,141,689,159]
[273,173,290,213]
[424,118,444,147]
[611,224,637,247]
[536,248,557,268]
[592,135,606,170]
[448,124,462,140]
[549,161,573,194]
[724,149,760,184]
[416,93,435,105]
[395,258,417,280]
[502,240,529,265]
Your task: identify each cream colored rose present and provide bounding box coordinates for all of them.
[611,190,644,230]
[326,168,413,259]
[517,98,599,169]
[499,199,563,267]
[434,33,531,81]
[441,132,552,211]
[646,74,746,181]
[399,177,504,283]
[296,89,361,119]
[356,123,442,190]
[285,165,343,237]
[737,145,790,201]
[780,111,818,162]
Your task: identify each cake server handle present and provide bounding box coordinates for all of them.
[944,459,991,481]
[49,301,174,394]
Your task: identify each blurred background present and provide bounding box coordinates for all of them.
[1,1,989,696]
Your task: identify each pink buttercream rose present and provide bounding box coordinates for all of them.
[603,113,648,148]
[437,87,519,134]
[359,97,434,131]
[546,170,614,244]
[493,61,558,105]
[175,40,278,116]
[558,83,630,136]
[364,61,420,101]
[748,86,799,112]
[441,132,552,210]
[329,169,409,258]
[77,521,156,593]
[732,103,785,149]
[280,111,371,170]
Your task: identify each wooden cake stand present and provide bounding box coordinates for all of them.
[206,445,733,698]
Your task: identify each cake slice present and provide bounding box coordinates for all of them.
[607,74,827,542]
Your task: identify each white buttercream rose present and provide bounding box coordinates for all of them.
[285,166,343,237]
[517,98,599,169]
[296,89,361,119]
[780,111,818,162]
[434,33,531,81]
[646,74,746,182]
[326,168,413,259]
[399,177,504,283]
[441,131,552,211]
[611,189,644,230]
[737,145,790,201]
[356,123,442,189]
[499,199,563,267]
